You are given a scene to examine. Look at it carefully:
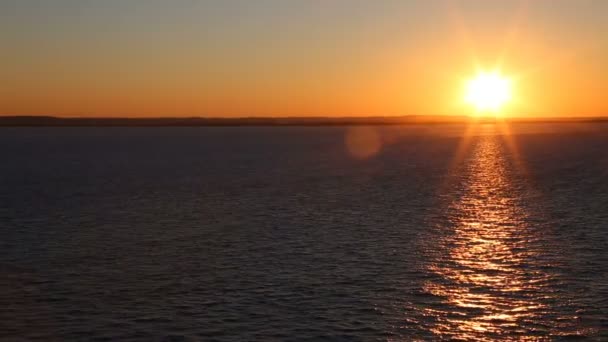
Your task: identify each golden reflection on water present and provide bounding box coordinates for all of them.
[424,132,555,341]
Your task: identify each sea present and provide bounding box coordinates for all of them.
[1,123,607,341]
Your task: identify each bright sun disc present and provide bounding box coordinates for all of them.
[465,72,512,112]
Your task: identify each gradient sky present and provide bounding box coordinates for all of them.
[1,0,607,117]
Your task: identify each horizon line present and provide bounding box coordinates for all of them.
[1,115,608,127]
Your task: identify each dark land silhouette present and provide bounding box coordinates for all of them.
[1,115,607,126]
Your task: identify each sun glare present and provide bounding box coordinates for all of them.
[465,72,512,113]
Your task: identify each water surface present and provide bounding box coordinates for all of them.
[1,123,607,340]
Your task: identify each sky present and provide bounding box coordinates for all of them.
[1,0,607,117]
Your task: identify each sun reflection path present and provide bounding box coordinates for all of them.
[415,132,580,341]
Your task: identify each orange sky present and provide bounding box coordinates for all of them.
[1,0,607,117]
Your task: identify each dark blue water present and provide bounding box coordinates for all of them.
[1,123,607,341]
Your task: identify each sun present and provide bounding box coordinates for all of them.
[465,71,512,113]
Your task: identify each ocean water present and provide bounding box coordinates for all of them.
[1,123,607,341]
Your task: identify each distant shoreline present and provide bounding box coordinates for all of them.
[1,116,607,127]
